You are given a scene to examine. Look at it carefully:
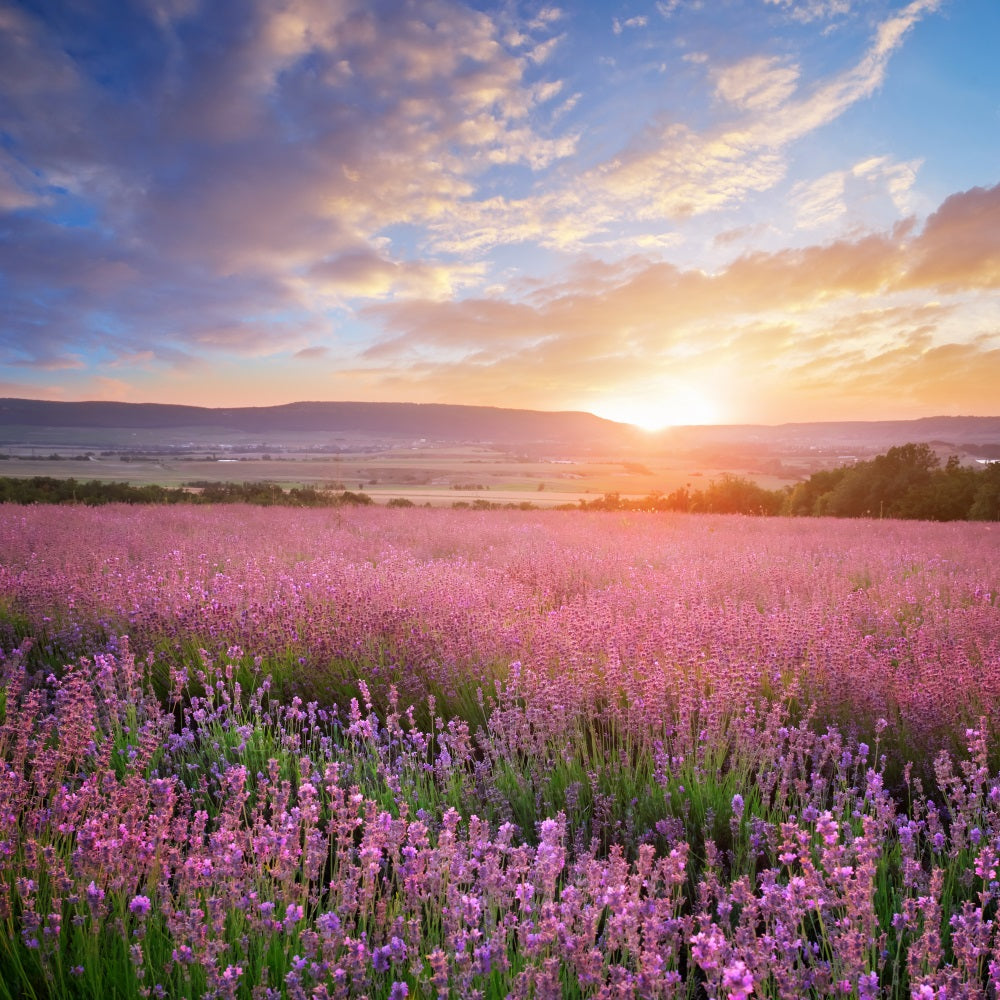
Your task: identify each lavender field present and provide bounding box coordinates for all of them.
[1,505,999,999]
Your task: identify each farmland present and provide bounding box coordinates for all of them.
[0,442,795,508]
[1,504,1000,998]
[7,401,999,511]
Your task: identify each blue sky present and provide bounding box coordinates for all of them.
[1,0,998,427]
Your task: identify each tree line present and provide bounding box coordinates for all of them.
[579,443,1000,520]
[1,444,998,520]
[0,477,374,508]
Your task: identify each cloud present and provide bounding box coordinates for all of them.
[763,0,852,23]
[359,183,1000,418]
[713,56,800,111]
[713,223,773,248]
[90,180,989,408]
[0,3,80,100]
[612,16,648,35]
[0,208,305,371]
[0,0,976,422]
[0,380,68,400]
[109,350,157,369]
[792,170,848,227]
[582,0,941,221]
[528,33,564,64]
[293,346,329,360]
[127,1,574,272]
[854,155,922,213]
[306,249,484,301]
[0,0,570,367]
[0,0,942,291]
[0,149,47,211]
[9,354,85,371]
[904,184,1000,290]
[423,0,942,255]
[529,7,564,29]
[89,376,139,401]
[791,155,922,229]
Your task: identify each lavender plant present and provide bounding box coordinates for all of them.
[1,505,999,998]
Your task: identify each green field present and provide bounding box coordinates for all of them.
[0,444,799,506]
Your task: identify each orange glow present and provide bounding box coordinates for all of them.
[592,385,721,430]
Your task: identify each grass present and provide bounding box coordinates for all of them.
[0,447,795,505]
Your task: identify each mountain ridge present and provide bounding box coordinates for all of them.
[2,398,999,450]
[0,398,625,439]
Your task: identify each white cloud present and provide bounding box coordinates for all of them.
[528,33,564,64]
[713,55,800,111]
[612,15,649,35]
[584,0,941,221]
[853,155,923,214]
[792,156,924,230]
[530,7,564,28]
[792,170,848,228]
[763,0,852,23]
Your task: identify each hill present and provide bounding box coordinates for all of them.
[0,398,629,447]
[660,416,1000,450]
[1,399,999,458]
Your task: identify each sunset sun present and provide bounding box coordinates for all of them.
[594,385,721,431]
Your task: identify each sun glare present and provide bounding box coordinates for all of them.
[594,385,720,431]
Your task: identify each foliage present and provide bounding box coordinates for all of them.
[0,476,373,508]
[970,461,1000,520]
[3,444,1000,522]
[783,445,997,521]
[581,448,999,521]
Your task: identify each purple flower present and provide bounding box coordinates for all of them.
[722,959,753,1000]
[129,895,152,917]
[858,971,879,1000]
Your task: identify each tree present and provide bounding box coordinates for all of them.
[892,456,978,521]
[693,473,784,515]
[970,462,1000,520]
[782,467,849,517]
[821,443,940,518]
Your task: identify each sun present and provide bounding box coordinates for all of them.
[592,385,720,431]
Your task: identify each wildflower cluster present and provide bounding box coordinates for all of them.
[0,505,999,998]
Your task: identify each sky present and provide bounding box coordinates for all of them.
[1,0,999,429]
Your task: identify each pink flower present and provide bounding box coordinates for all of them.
[722,959,753,1000]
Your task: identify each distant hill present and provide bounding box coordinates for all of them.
[659,416,1000,450]
[1,399,998,454]
[0,398,631,446]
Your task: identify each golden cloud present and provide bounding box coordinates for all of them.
[359,183,1000,419]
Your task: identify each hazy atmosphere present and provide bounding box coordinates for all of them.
[2,0,999,427]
